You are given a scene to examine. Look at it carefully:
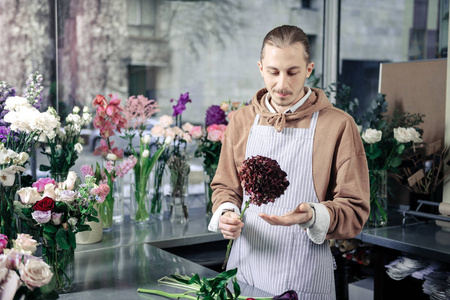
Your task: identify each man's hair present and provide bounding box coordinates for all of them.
[260,25,311,63]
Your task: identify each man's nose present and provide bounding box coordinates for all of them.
[276,73,288,90]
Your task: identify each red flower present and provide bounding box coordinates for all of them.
[32,196,55,212]
[238,155,290,206]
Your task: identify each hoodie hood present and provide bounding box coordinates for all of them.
[252,87,332,132]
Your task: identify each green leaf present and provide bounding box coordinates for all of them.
[232,279,240,299]
[55,228,71,250]
[43,224,58,233]
[68,228,76,248]
[390,156,403,168]
[396,143,405,154]
[39,165,52,172]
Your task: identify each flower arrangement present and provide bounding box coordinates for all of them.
[0,72,59,245]
[120,95,169,222]
[194,100,248,215]
[361,108,424,226]
[0,234,54,300]
[222,155,290,268]
[150,92,194,222]
[137,268,298,300]
[39,106,92,180]
[14,172,106,292]
[92,94,127,229]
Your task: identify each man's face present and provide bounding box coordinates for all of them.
[258,43,314,112]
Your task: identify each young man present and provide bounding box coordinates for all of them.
[208,25,370,299]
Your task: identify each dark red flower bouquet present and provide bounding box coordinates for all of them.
[222,155,290,268]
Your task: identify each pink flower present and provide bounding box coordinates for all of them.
[32,178,56,193]
[0,234,8,254]
[227,110,236,120]
[92,94,128,139]
[159,115,173,128]
[190,126,203,139]
[115,156,138,178]
[81,165,94,177]
[91,184,111,203]
[93,139,124,159]
[207,124,227,142]
[123,95,160,130]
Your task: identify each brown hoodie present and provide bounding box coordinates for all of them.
[211,87,370,239]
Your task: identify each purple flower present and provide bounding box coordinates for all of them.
[205,105,228,127]
[171,92,191,117]
[273,290,298,300]
[0,126,10,143]
[31,210,51,224]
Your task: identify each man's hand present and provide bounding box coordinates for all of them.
[259,203,313,226]
[219,211,244,240]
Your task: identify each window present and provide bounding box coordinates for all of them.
[127,0,157,38]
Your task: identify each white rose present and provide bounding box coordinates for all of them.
[142,149,150,158]
[19,258,53,289]
[67,217,78,227]
[63,171,77,190]
[14,234,37,254]
[142,135,151,144]
[406,127,423,143]
[393,127,411,143]
[58,190,77,204]
[74,143,83,154]
[42,183,57,199]
[17,187,42,204]
[106,153,118,161]
[361,128,382,144]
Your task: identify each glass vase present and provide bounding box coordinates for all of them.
[130,173,152,225]
[113,176,124,223]
[150,159,166,221]
[41,242,75,294]
[368,169,388,227]
[167,165,189,224]
[97,176,114,231]
[203,166,216,217]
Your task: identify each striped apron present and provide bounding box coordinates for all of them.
[227,112,335,300]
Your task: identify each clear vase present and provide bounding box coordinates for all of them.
[41,242,74,294]
[203,167,216,216]
[98,177,115,231]
[368,169,388,227]
[113,176,124,223]
[167,167,189,224]
[150,160,166,220]
[130,175,152,225]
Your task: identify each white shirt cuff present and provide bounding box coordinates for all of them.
[306,203,330,244]
[298,204,316,229]
[207,202,241,232]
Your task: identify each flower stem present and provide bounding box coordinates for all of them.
[222,201,249,269]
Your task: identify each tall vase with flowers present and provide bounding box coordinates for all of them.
[39,105,92,180]
[14,172,106,294]
[120,95,169,223]
[0,234,55,299]
[92,94,127,230]
[165,92,194,223]
[0,72,60,245]
[362,123,423,227]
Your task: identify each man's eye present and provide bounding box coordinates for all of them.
[269,71,279,75]
[288,72,298,76]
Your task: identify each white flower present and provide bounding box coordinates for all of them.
[4,96,31,111]
[14,234,38,254]
[74,143,83,154]
[63,171,77,190]
[19,258,53,289]
[150,124,165,137]
[67,217,78,227]
[15,152,29,165]
[159,115,173,128]
[1,269,21,299]
[58,190,77,204]
[142,135,151,144]
[42,183,57,199]
[0,149,18,165]
[106,153,118,161]
[142,149,150,158]
[45,146,51,154]
[17,187,42,204]
[83,106,89,113]
[164,136,173,145]
[0,167,17,186]
[361,128,382,144]
[406,127,423,143]
[356,125,363,133]
[182,122,194,132]
[72,106,80,114]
